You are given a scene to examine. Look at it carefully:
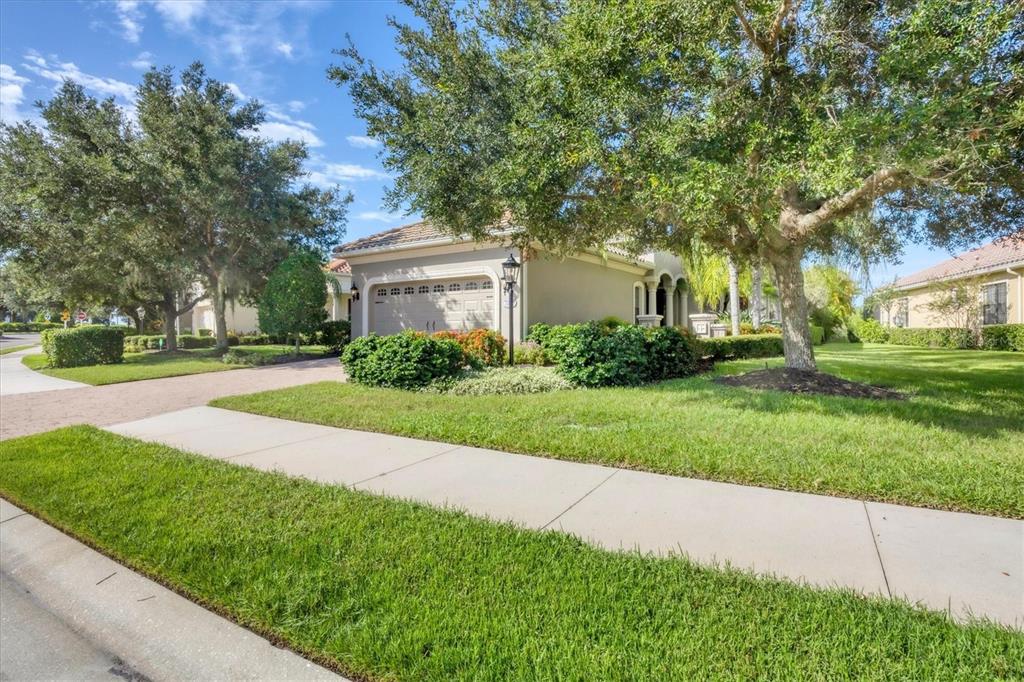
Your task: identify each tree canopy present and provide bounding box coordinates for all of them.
[332,0,1022,369]
[258,250,329,351]
[1,63,349,349]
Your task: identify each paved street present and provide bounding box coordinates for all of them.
[108,406,1024,630]
[0,332,41,349]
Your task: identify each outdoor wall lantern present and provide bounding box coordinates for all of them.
[500,253,520,365]
[350,284,360,302]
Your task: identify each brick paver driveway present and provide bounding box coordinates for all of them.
[0,358,343,440]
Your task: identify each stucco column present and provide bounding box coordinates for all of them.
[665,287,675,327]
[331,293,340,321]
[646,281,658,316]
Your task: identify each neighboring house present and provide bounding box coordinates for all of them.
[877,233,1024,329]
[181,258,354,334]
[333,220,699,341]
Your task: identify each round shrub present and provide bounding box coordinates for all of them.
[317,320,351,353]
[856,319,889,343]
[342,331,465,389]
[551,323,649,387]
[644,326,699,380]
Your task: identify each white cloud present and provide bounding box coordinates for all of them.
[0,64,31,124]
[226,82,246,100]
[357,211,403,223]
[286,100,305,112]
[308,163,389,187]
[254,120,323,147]
[22,52,136,102]
[130,51,154,70]
[115,0,144,43]
[151,2,319,69]
[153,0,206,29]
[346,135,381,149]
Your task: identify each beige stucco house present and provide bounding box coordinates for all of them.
[334,220,699,341]
[183,259,354,334]
[878,233,1023,329]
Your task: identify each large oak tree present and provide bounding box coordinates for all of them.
[332,0,1022,369]
[1,63,349,351]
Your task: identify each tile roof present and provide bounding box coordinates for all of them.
[333,215,653,267]
[324,258,351,274]
[334,220,449,254]
[893,232,1024,288]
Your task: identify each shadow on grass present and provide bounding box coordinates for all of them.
[647,356,1024,441]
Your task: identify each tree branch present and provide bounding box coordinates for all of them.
[732,1,768,55]
[796,167,908,235]
[766,0,793,48]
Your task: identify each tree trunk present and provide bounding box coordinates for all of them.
[770,250,816,370]
[294,335,301,355]
[727,256,741,336]
[211,280,229,351]
[161,292,178,352]
[126,309,143,334]
[751,262,763,330]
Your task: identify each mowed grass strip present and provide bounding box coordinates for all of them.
[213,343,1024,518]
[21,344,331,385]
[1,427,1020,680]
[0,343,35,355]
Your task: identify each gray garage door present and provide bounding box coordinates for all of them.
[370,277,496,335]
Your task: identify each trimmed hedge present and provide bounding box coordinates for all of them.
[850,322,1023,351]
[698,334,784,362]
[41,325,125,368]
[0,321,62,333]
[810,325,825,346]
[342,331,465,389]
[887,327,976,350]
[177,334,217,349]
[981,324,1024,351]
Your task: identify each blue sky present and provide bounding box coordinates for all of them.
[0,0,981,288]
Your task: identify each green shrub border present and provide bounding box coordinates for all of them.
[41,325,126,368]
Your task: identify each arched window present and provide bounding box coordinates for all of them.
[418,285,429,294]
[465,281,478,291]
[390,287,400,296]
[403,286,415,295]
[432,284,445,293]
[377,288,387,297]
[481,280,493,290]
[448,282,461,292]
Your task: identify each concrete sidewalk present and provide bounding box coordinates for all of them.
[1,498,344,681]
[107,406,1024,629]
[0,346,88,396]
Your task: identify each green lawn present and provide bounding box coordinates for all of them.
[0,344,35,355]
[1,427,1019,680]
[213,343,1024,518]
[22,345,330,385]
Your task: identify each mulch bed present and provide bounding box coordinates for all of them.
[715,368,906,400]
